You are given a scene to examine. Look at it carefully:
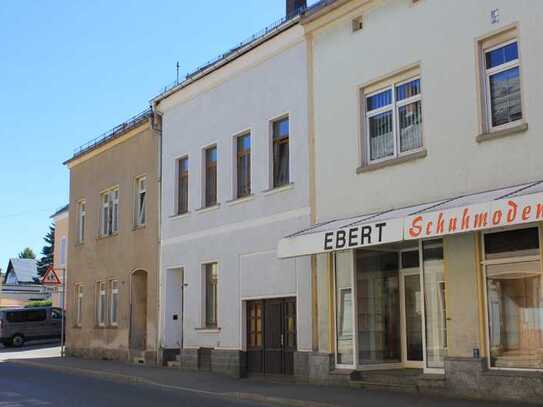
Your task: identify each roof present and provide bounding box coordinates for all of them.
[151,2,329,105]
[50,204,69,219]
[5,259,40,285]
[64,108,152,165]
[278,180,543,258]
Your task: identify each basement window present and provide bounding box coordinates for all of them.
[352,16,363,32]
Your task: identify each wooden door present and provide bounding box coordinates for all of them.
[246,298,297,375]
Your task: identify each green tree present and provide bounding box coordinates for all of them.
[18,247,36,259]
[37,225,55,277]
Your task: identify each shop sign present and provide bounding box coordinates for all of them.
[404,192,543,240]
[277,218,403,258]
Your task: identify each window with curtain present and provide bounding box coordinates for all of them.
[272,117,289,188]
[236,133,251,198]
[205,263,218,328]
[364,78,422,163]
[204,147,217,207]
[177,157,189,215]
[484,40,522,129]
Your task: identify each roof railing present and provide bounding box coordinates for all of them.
[71,107,152,159]
[155,1,331,98]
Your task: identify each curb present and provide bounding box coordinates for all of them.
[8,359,336,407]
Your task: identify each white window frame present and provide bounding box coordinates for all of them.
[97,281,107,327]
[76,284,84,327]
[135,176,146,227]
[78,200,86,243]
[234,131,252,199]
[483,39,521,132]
[175,155,189,215]
[109,279,119,327]
[101,187,119,237]
[364,76,423,165]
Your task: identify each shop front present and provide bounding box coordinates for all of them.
[278,180,543,401]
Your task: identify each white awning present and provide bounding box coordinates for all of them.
[278,180,543,258]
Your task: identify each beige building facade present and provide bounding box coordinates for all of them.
[65,110,161,364]
[49,204,69,308]
[277,0,543,403]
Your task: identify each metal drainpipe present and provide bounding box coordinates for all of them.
[151,105,164,366]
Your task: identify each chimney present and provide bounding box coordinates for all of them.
[286,0,307,17]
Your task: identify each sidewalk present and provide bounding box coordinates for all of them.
[6,356,530,407]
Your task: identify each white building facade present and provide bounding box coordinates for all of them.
[153,11,313,377]
[277,0,543,402]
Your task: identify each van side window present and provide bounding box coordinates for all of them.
[51,309,62,320]
[6,310,47,323]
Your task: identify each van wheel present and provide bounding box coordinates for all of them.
[11,334,24,348]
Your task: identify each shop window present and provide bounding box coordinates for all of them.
[363,75,423,164]
[483,227,542,370]
[335,252,354,366]
[422,239,447,369]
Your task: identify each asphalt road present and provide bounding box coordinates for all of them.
[0,362,268,407]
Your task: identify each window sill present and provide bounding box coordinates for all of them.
[195,327,221,334]
[226,194,255,206]
[477,121,528,143]
[133,224,146,231]
[357,149,427,174]
[196,204,220,214]
[170,212,190,220]
[262,183,294,196]
[96,232,119,241]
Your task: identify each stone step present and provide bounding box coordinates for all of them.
[352,369,422,386]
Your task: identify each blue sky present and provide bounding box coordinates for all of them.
[0,0,318,268]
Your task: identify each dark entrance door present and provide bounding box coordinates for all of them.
[246,297,296,375]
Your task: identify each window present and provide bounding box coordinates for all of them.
[272,117,290,188]
[204,146,217,207]
[6,310,47,323]
[135,176,146,227]
[110,280,119,326]
[204,263,218,328]
[176,157,189,215]
[482,227,542,370]
[96,281,106,327]
[364,78,423,163]
[78,201,86,243]
[101,188,119,236]
[236,133,251,198]
[51,308,62,320]
[483,40,522,129]
[75,284,83,326]
[59,236,67,266]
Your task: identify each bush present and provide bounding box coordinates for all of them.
[25,300,52,308]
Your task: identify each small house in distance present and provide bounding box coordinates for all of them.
[0,258,50,307]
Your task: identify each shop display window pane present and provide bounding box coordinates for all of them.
[423,240,447,369]
[336,251,354,365]
[484,227,543,369]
